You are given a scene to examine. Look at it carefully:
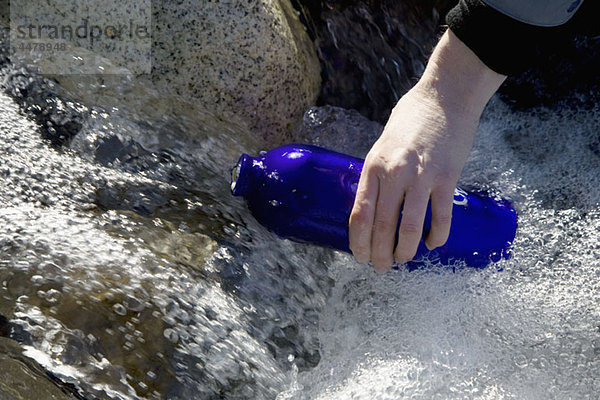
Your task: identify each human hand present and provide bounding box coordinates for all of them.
[348,30,506,273]
[348,86,478,272]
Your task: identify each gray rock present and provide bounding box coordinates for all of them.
[152,0,321,143]
[7,0,321,144]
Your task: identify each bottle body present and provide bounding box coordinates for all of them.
[231,144,517,268]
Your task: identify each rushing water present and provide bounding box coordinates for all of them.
[1,4,600,400]
[0,43,334,398]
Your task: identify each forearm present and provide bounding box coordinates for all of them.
[413,29,506,122]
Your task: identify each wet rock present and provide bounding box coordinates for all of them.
[2,71,89,147]
[293,0,455,123]
[589,134,600,157]
[0,314,9,337]
[499,35,600,110]
[0,337,75,400]
[498,2,600,110]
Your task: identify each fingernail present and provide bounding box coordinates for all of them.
[373,266,389,274]
[394,257,408,265]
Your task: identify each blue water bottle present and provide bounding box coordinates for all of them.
[231,144,517,268]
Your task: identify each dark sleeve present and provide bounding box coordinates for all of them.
[445,0,587,75]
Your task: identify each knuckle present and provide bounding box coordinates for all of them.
[373,217,395,233]
[386,162,406,180]
[367,155,387,172]
[398,221,420,236]
[350,198,373,218]
[432,213,452,227]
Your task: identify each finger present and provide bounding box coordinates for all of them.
[349,167,379,263]
[370,185,403,273]
[394,188,430,264]
[425,185,454,250]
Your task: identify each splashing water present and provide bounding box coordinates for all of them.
[281,97,600,399]
[0,54,333,398]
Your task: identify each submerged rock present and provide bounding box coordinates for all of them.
[0,337,75,400]
[295,105,383,158]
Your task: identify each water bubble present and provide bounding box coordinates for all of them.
[123,295,145,312]
[112,303,127,316]
[514,354,528,368]
[163,328,179,343]
[42,289,62,306]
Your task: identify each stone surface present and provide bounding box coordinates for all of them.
[0,338,75,400]
[152,0,321,143]
[6,0,321,144]
[499,35,600,110]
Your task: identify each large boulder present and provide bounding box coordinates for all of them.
[7,0,321,144]
[151,0,321,143]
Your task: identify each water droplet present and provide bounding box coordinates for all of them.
[123,295,145,312]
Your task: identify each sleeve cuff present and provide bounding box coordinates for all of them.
[445,0,566,75]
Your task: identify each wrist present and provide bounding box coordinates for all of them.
[413,29,506,120]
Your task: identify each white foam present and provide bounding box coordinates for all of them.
[286,96,600,399]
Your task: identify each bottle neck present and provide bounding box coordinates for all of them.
[231,153,256,197]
